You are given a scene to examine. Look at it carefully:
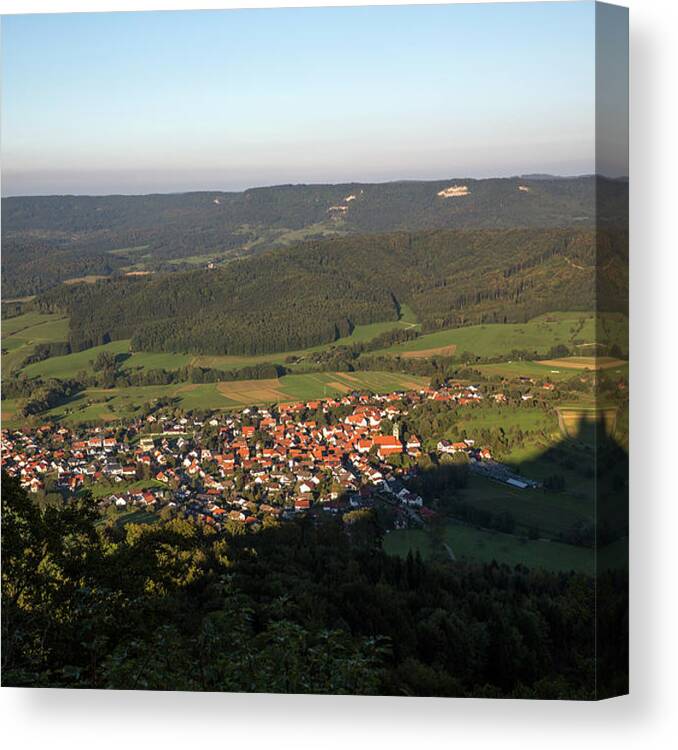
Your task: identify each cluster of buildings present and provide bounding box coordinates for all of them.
[1,383,500,531]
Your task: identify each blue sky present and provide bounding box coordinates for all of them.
[1,2,602,195]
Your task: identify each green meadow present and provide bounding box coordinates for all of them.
[461,476,594,537]
[2,312,71,376]
[474,360,589,381]
[383,521,595,574]
[452,403,558,435]
[7,309,627,386]
[375,312,627,359]
[21,340,133,379]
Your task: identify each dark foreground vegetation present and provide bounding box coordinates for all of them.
[1,474,627,697]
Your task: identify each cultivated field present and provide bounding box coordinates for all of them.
[556,404,619,440]
[2,370,429,426]
[537,356,628,370]
[401,344,456,359]
[63,275,109,285]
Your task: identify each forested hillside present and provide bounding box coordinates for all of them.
[2,176,627,298]
[36,227,628,356]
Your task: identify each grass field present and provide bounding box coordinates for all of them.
[453,403,558,436]
[475,358,627,384]
[84,478,166,500]
[10,310,628,387]
[374,312,628,360]
[461,475,594,537]
[2,311,69,339]
[109,508,159,528]
[538,356,627,370]
[475,360,590,381]
[107,245,150,257]
[383,521,595,574]
[3,370,429,426]
[2,312,71,377]
[22,340,133,379]
[1,398,22,423]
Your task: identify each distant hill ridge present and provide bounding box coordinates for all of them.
[3,174,625,233]
[1,175,627,299]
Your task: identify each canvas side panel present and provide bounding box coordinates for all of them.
[594,0,629,700]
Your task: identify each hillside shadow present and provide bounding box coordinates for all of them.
[406,416,628,572]
[386,419,628,697]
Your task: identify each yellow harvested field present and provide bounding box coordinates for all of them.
[556,406,619,438]
[401,344,457,359]
[216,378,287,402]
[63,275,108,285]
[327,381,352,393]
[335,372,362,383]
[538,356,627,370]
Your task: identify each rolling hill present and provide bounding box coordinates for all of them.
[1,175,627,298]
[35,226,628,357]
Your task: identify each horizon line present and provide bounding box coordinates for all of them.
[1,173,628,200]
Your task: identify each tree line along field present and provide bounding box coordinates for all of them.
[0,371,430,427]
[4,309,626,383]
[8,312,419,381]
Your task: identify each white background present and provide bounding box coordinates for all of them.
[1,0,676,747]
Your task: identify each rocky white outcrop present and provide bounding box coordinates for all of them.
[437,185,469,198]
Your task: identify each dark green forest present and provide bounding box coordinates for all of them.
[36,226,628,355]
[1,475,627,697]
[2,175,628,298]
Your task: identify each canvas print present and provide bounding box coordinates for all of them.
[0,2,628,699]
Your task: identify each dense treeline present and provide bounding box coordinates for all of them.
[37,227,628,356]
[38,248,398,353]
[1,376,82,417]
[1,474,628,697]
[1,235,128,298]
[102,361,287,389]
[2,176,627,298]
[21,341,72,366]
[1,359,286,415]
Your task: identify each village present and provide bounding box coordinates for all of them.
[1,381,541,532]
